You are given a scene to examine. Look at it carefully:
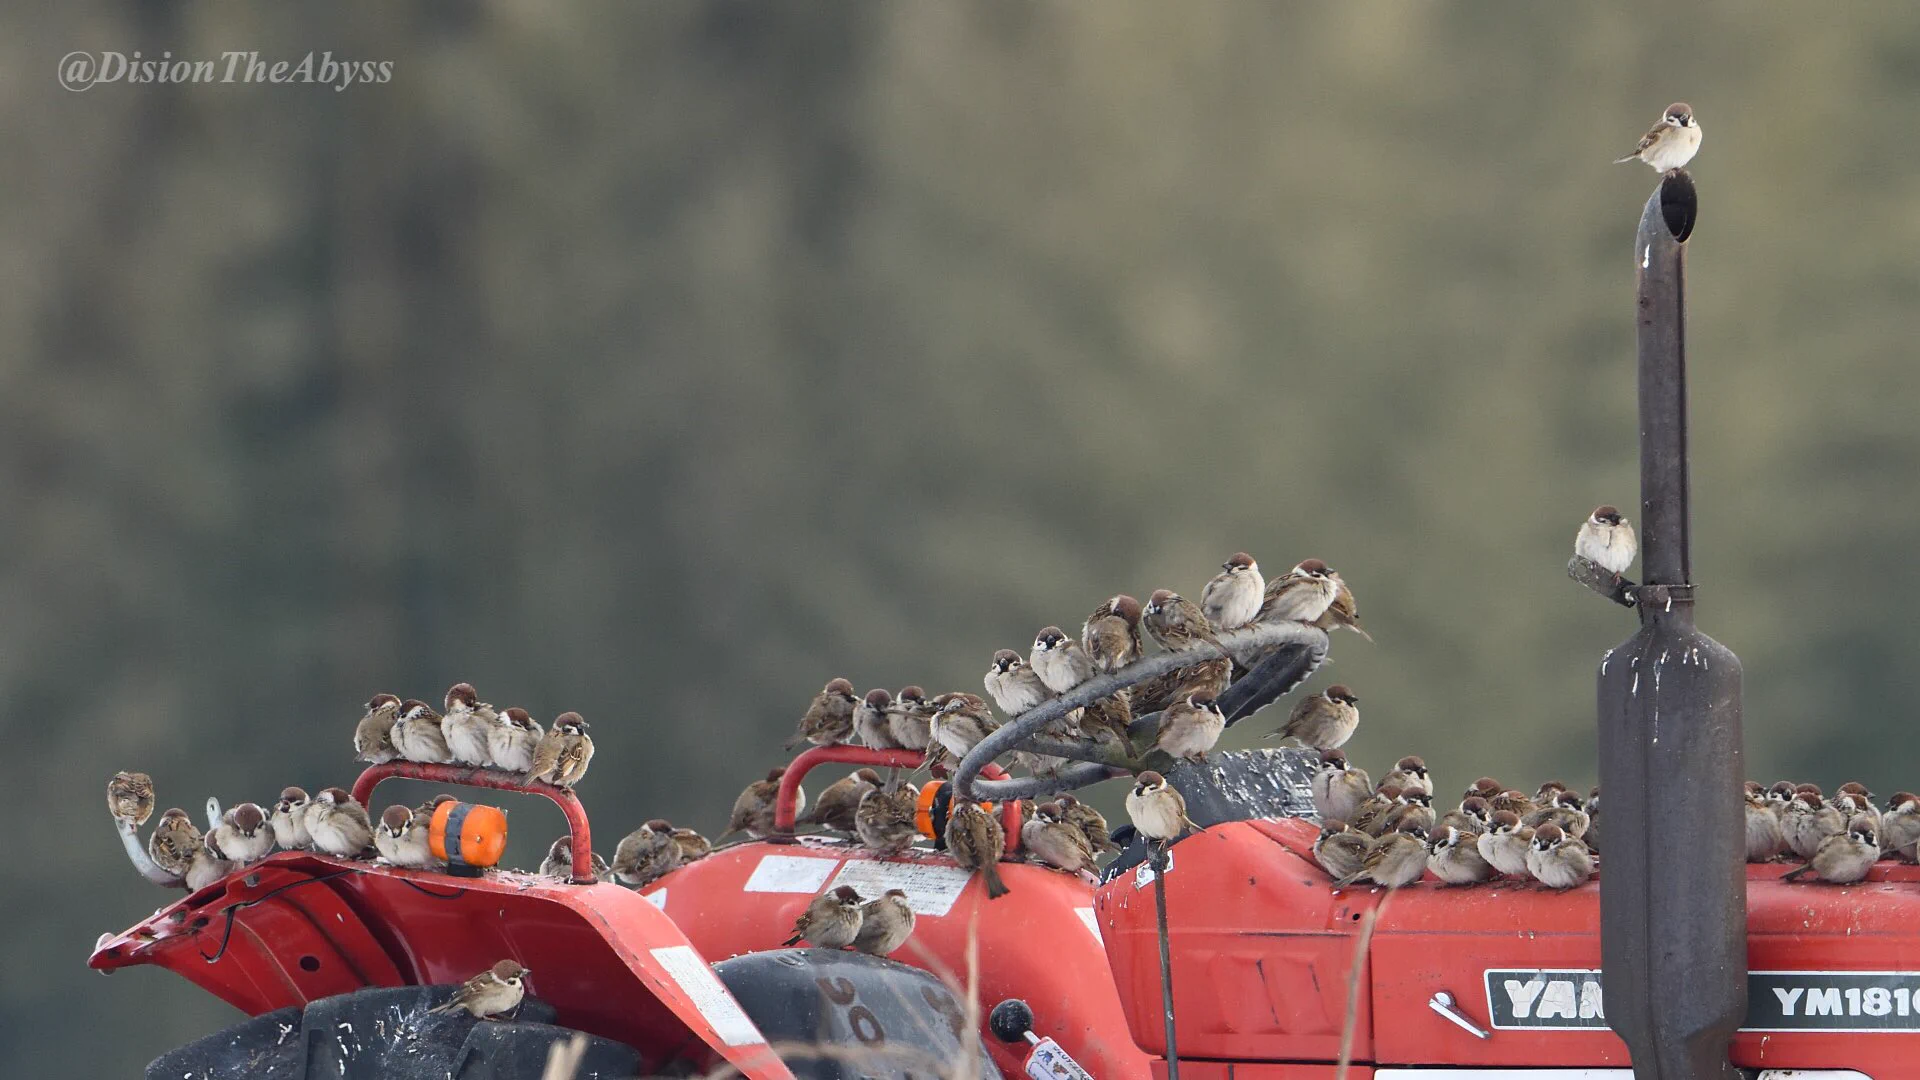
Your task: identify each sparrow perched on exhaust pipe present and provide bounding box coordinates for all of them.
[1879,792,1920,863]
[1082,594,1145,674]
[1268,685,1360,749]
[1030,627,1095,696]
[352,693,404,765]
[207,803,275,864]
[1022,802,1099,875]
[270,787,312,850]
[929,693,1000,761]
[1256,560,1339,625]
[948,799,1011,899]
[1525,823,1593,889]
[1313,820,1373,882]
[785,886,866,947]
[1784,815,1879,884]
[1313,749,1374,825]
[149,807,203,877]
[1379,756,1433,798]
[986,650,1053,716]
[537,834,609,881]
[1614,102,1701,172]
[528,713,593,788]
[375,805,442,869]
[1200,553,1265,631]
[854,783,921,855]
[1054,793,1119,855]
[612,819,683,887]
[804,769,884,833]
[1744,782,1787,862]
[107,771,156,826]
[306,788,374,858]
[1153,690,1225,763]
[429,960,530,1018]
[853,689,899,750]
[391,699,454,764]
[1574,505,1637,575]
[886,686,936,752]
[440,683,499,768]
[1477,810,1534,877]
[852,890,916,956]
[1428,825,1497,885]
[727,767,802,840]
[1143,590,1220,655]
[1310,572,1372,642]
[1336,822,1428,889]
[488,708,544,774]
[1126,771,1197,847]
[785,678,860,750]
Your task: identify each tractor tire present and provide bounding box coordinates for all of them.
[145,985,642,1080]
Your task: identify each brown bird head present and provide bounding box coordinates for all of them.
[1324,685,1358,705]
[1460,796,1490,821]
[824,678,857,701]
[1795,783,1823,798]
[765,767,787,783]
[862,688,893,710]
[1395,821,1428,842]
[553,711,589,734]
[1133,771,1167,796]
[1224,552,1257,572]
[1890,792,1920,813]
[1374,785,1405,802]
[276,786,309,812]
[1470,777,1503,799]
[645,818,674,833]
[1793,792,1825,811]
[1144,590,1179,614]
[1766,781,1797,803]
[1318,748,1350,769]
[1532,823,1565,850]
[1743,780,1765,797]
[444,683,481,711]
[1035,802,1063,823]
[1291,559,1332,579]
[897,686,927,707]
[546,835,572,857]
[883,888,908,900]
[1109,594,1143,625]
[1318,819,1352,839]
[854,769,883,786]
[1402,791,1433,808]
[1186,689,1220,713]
[502,707,536,729]
[366,692,402,712]
[1591,505,1623,525]
[491,959,528,983]
[1056,793,1081,807]
[830,885,864,905]
[1033,627,1068,652]
[1838,781,1873,801]
[159,807,191,824]
[1664,103,1693,127]
[231,803,267,833]
[380,805,413,834]
[1535,780,1568,801]
[1848,816,1878,844]
[1395,756,1428,778]
[1490,810,1522,832]
[401,700,438,722]
[990,649,1022,673]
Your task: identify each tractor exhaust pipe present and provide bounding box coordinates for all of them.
[1594,173,1746,1080]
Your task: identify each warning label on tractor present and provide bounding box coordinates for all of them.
[743,854,840,893]
[828,859,973,916]
[1485,968,1920,1032]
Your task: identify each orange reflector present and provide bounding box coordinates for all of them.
[429,801,508,873]
[913,781,993,840]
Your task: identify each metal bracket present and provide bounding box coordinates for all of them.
[1426,991,1490,1039]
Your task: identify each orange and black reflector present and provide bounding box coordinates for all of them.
[914,781,992,850]
[429,801,508,877]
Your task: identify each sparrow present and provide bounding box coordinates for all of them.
[375,805,441,869]
[538,834,609,881]
[391,699,454,764]
[1200,553,1266,632]
[1077,692,1135,759]
[207,802,275,864]
[1312,820,1373,882]
[1312,749,1374,824]
[1523,790,1591,840]
[1380,756,1433,798]
[1125,770,1197,846]
[986,650,1054,716]
[1765,781,1798,824]
[149,807,203,877]
[854,783,921,855]
[804,769,884,832]
[1785,815,1879,884]
[1153,690,1225,763]
[929,693,1000,761]
[1256,560,1339,624]
[488,708,544,774]
[528,712,593,788]
[1351,785,1405,838]
[416,792,458,821]
[1029,628,1094,696]
[1574,505,1637,575]
[612,819,683,887]
[785,885,866,947]
[1465,777,1506,803]
[1785,791,1846,861]
[1585,786,1602,854]
[785,678,860,750]
[1534,780,1568,803]
[886,686,937,752]
[1386,791,1437,835]
[1428,825,1497,885]
[1143,589,1220,655]
[185,847,235,891]
[1489,789,1540,820]
[306,787,374,858]
[1310,572,1372,642]
[1615,102,1701,172]
[1336,822,1428,889]
[1477,810,1534,877]
[1021,802,1099,875]
[352,693,404,765]
[1832,782,1879,826]
[946,799,1011,899]
[853,689,899,750]
[428,960,530,1019]
[1082,594,1146,674]
[1439,796,1493,837]
[1525,823,1593,890]
[439,683,499,768]
[671,827,712,863]
[1130,656,1231,715]
[270,787,312,850]
[728,767,801,840]
[1054,793,1119,854]
[1268,685,1360,749]
[1745,782,1787,862]
[1874,792,1920,862]
[107,771,155,826]
[852,889,916,956]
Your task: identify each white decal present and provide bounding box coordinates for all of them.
[828,860,973,916]
[644,888,667,910]
[743,854,839,893]
[1075,907,1103,945]
[648,945,765,1046]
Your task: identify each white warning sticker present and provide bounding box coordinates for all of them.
[643,889,667,910]
[1075,906,1103,944]
[649,945,765,1046]
[1134,849,1173,889]
[828,860,974,916]
[743,854,840,893]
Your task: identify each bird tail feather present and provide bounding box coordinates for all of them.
[982,863,1011,900]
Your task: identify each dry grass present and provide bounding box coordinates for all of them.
[1333,894,1387,1080]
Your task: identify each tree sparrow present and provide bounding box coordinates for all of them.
[1380,756,1433,798]
[1312,749,1374,824]
[785,885,866,947]
[885,686,936,752]
[1477,810,1534,877]
[671,826,712,863]
[1439,796,1493,836]
[1785,815,1879,884]
[1022,802,1099,875]
[1386,791,1437,835]
[207,803,275,864]
[1313,820,1372,882]
[108,771,155,826]
[306,788,374,858]
[1428,825,1497,885]
[1879,792,1920,863]
[1054,793,1119,854]
[528,713,593,788]
[785,678,860,750]
[1269,685,1359,749]
[1832,782,1879,826]
[375,805,442,869]
[1337,822,1428,889]
[352,693,404,765]
[1351,785,1405,838]
[1029,628,1094,696]
[1130,656,1231,716]
[852,890,916,956]
[853,689,899,750]
[929,693,1000,761]
[854,783,921,855]
[1082,594,1145,674]
[1489,789,1539,820]
[185,847,235,891]
[612,819,683,887]
[1153,690,1225,763]
[149,807,203,877]
[1574,505,1637,575]
[439,683,500,769]
[1614,103,1701,172]
[1310,573,1372,642]
[1785,791,1845,861]
[1524,790,1591,840]
[488,707,544,774]
[1257,559,1339,624]
[271,787,312,850]
[428,960,530,1019]
[804,769,883,833]
[1585,786,1602,855]
[1526,823,1593,889]
[391,699,454,764]
[1200,553,1265,631]
[1126,770,1196,846]
[946,799,1011,899]
[538,834,608,881]
[728,767,801,839]
[1745,782,1787,862]
[986,650,1053,716]
[1464,777,1505,803]
[1077,692,1135,759]
[1143,589,1220,654]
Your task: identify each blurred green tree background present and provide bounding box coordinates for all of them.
[8,2,1920,1074]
